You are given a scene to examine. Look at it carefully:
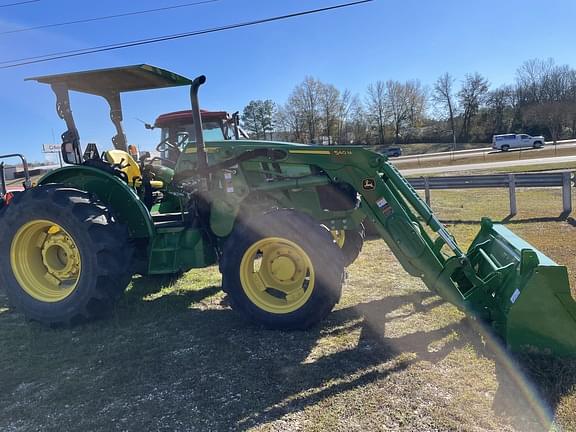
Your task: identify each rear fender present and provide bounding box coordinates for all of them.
[38,166,154,239]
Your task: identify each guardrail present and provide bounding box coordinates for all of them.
[408,171,574,215]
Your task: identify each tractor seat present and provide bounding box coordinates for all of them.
[104,150,164,189]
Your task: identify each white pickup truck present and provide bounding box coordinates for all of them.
[492,133,545,151]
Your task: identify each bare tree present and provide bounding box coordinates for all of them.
[288,77,323,143]
[366,81,387,144]
[486,86,514,135]
[385,80,410,143]
[319,83,341,144]
[458,73,489,142]
[516,58,555,104]
[269,57,576,146]
[433,73,457,145]
[405,80,427,132]
[336,89,353,144]
[275,103,304,143]
[523,102,572,143]
[516,59,576,141]
[349,96,370,144]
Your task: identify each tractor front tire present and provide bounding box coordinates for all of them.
[221,210,344,330]
[332,225,365,267]
[0,185,134,326]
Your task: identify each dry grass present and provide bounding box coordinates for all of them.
[0,188,575,431]
[389,142,489,156]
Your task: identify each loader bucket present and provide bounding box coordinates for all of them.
[466,218,576,356]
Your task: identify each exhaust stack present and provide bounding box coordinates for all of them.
[190,75,208,172]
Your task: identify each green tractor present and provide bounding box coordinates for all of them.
[1,64,575,355]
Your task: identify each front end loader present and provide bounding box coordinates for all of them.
[0,64,574,355]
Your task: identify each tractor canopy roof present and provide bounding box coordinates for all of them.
[27,64,192,95]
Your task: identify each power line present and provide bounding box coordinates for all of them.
[0,0,40,8]
[0,0,219,35]
[0,0,374,69]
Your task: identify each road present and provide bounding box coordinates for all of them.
[395,139,576,163]
[400,154,576,176]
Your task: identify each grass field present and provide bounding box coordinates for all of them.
[388,142,489,156]
[1,188,575,431]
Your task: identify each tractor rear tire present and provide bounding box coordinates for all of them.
[0,184,134,326]
[221,210,344,330]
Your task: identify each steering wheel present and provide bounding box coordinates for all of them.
[155,135,189,155]
[156,138,180,154]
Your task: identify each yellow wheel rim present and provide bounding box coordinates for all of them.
[331,230,346,248]
[240,237,315,314]
[10,220,82,302]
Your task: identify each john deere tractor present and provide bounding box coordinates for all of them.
[1,65,575,355]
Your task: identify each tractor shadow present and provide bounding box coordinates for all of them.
[0,278,574,431]
[122,279,573,430]
[490,351,576,432]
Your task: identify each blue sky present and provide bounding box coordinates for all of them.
[1,0,575,161]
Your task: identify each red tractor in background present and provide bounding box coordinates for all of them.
[149,109,249,165]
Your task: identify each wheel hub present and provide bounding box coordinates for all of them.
[41,231,81,281]
[10,220,82,302]
[240,237,315,314]
[270,255,297,282]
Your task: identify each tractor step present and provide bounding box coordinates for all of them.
[152,212,190,230]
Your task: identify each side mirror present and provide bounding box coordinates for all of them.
[62,142,82,165]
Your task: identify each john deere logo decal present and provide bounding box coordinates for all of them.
[362,178,375,190]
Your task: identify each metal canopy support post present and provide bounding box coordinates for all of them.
[508,174,517,216]
[51,83,82,164]
[562,172,572,214]
[103,92,127,152]
[0,162,6,196]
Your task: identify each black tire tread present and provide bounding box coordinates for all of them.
[340,225,365,267]
[221,209,345,330]
[0,184,134,325]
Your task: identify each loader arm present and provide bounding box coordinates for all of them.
[242,146,576,355]
[282,149,482,309]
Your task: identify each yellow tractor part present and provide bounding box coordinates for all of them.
[10,220,81,302]
[239,237,315,314]
[104,150,164,189]
[331,230,346,248]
